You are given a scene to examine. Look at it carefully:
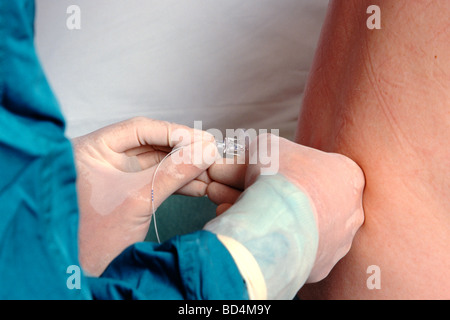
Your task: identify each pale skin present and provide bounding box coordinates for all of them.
[296,0,450,299]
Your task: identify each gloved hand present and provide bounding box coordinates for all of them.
[204,173,319,299]
[73,117,218,276]
[206,133,365,297]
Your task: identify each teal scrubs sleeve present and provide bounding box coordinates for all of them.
[0,0,89,300]
[0,0,247,300]
[89,231,248,300]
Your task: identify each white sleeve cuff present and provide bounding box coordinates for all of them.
[216,234,267,300]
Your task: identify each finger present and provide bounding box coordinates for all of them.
[134,150,168,170]
[101,117,215,153]
[208,158,247,190]
[206,181,242,205]
[173,171,212,197]
[176,179,209,197]
[127,145,210,171]
[196,171,212,184]
[125,145,172,157]
[216,203,233,216]
[146,140,218,208]
[245,133,282,187]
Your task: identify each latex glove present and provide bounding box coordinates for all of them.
[207,133,365,284]
[73,117,217,276]
[204,173,319,299]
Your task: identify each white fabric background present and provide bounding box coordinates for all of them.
[35,0,328,139]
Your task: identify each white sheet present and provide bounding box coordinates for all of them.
[35,0,328,139]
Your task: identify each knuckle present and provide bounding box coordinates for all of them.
[128,116,148,125]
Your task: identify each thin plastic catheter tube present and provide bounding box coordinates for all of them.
[150,138,247,243]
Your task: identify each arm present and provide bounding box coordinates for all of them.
[88,231,249,300]
[296,0,450,299]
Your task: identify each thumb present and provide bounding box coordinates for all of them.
[147,140,220,208]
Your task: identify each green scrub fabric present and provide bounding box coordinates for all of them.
[0,0,247,300]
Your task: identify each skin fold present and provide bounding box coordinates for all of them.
[296,0,450,299]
